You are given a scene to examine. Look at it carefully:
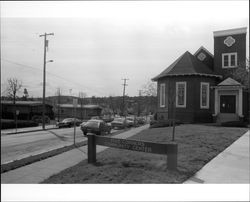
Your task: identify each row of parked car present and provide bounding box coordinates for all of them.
[56,116,146,136]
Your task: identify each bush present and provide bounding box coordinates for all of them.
[149,119,182,128]
[221,121,247,128]
[1,119,39,129]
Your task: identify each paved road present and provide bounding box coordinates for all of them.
[1,127,117,164]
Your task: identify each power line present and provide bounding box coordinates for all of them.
[1,59,43,72]
[1,58,104,95]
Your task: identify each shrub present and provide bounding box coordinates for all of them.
[221,121,247,128]
[149,119,182,128]
[1,119,39,129]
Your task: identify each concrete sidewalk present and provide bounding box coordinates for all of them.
[184,130,249,184]
[1,124,149,184]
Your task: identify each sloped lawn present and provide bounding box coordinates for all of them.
[42,124,248,183]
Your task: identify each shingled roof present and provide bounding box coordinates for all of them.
[152,51,221,81]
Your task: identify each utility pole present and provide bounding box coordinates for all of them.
[122,78,129,116]
[138,90,142,116]
[79,92,86,120]
[39,32,54,130]
[57,88,61,122]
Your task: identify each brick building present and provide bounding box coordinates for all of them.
[152,27,249,123]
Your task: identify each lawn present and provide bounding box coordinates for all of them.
[42,124,248,183]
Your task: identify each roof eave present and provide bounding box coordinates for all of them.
[152,73,222,81]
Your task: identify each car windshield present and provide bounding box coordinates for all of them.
[114,118,124,122]
[85,120,100,128]
[62,118,73,122]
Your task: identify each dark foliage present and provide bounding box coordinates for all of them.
[1,119,39,129]
[149,119,182,128]
[221,121,248,127]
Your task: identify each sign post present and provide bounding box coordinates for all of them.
[15,110,19,134]
[73,98,78,145]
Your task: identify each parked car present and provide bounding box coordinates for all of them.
[56,118,82,128]
[102,115,114,123]
[126,116,136,127]
[80,119,111,136]
[91,116,101,120]
[111,117,127,129]
[32,115,50,124]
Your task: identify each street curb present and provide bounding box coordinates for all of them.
[1,127,59,136]
[1,141,87,174]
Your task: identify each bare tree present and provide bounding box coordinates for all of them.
[226,58,250,123]
[168,83,176,141]
[141,81,157,97]
[56,88,62,122]
[109,95,115,115]
[7,78,22,104]
[226,58,249,86]
[141,81,157,116]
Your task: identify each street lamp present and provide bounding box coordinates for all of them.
[42,59,53,130]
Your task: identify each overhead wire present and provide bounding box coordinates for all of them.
[1,58,104,96]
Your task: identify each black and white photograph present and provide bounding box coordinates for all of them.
[1,0,249,201]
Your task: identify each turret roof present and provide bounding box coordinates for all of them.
[152,51,221,81]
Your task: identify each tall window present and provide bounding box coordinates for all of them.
[159,83,165,107]
[176,82,186,108]
[200,82,209,109]
[222,53,237,68]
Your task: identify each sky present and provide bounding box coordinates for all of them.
[1,1,249,98]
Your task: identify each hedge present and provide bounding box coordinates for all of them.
[149,119,182,128]
[221,121,248,128]
[1,119,39,129]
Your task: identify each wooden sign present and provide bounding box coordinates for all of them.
[95,136,176,154]
[87,134,178,170]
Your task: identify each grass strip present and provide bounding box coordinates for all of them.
[42,124,248,184]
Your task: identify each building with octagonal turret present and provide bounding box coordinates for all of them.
[152,27,249,123]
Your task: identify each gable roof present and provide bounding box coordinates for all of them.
[152,51,221,81]
[217,77,242,86]
[194,46,214,58]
